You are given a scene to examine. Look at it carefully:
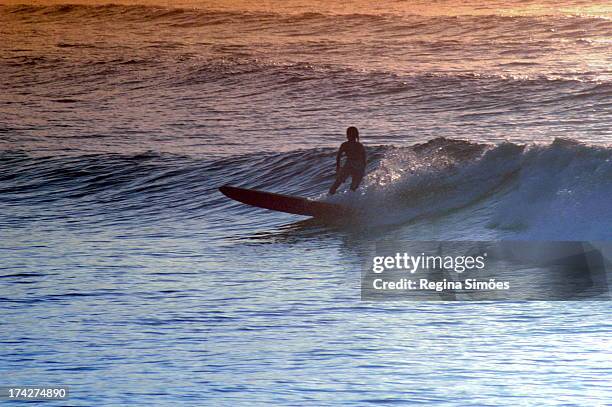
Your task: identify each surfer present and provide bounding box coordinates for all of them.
[329,126,367,194]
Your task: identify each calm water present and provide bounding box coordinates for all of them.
[1,0,611,405]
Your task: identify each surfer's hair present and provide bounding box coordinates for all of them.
[346,126,359,141]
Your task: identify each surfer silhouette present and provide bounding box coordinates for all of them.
[329,126,366,195]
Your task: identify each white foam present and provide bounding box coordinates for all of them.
[323,139,612,239]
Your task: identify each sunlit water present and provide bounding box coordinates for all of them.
[1,0,611,405]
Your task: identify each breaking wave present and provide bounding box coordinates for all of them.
[1,138,610,239]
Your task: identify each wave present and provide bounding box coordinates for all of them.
[327,138,612,239]
[1,138,611,239]
[171,57,611,93]
[167,60,611,116]
[3,3,609,95]
[4,3,610,36]
[5,48,609,93]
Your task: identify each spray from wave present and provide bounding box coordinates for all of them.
[326,138,611,238]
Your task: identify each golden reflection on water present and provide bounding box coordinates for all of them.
[3,0,612,18]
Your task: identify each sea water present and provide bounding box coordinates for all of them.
[1,1,611,405]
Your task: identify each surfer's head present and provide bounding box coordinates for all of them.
[346,126,359,141]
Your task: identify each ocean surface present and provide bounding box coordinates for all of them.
[1,0,611,405]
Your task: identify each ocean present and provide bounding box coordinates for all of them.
[1,1,611,405]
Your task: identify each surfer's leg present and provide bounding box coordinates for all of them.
[329,168,349,194]
[349,169,364,191]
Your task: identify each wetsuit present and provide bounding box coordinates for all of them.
[329,140,366,194]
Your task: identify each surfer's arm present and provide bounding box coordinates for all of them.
[335,144,345,170]
[360,144,367,169]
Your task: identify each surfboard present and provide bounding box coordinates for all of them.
[219,185,353,218]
